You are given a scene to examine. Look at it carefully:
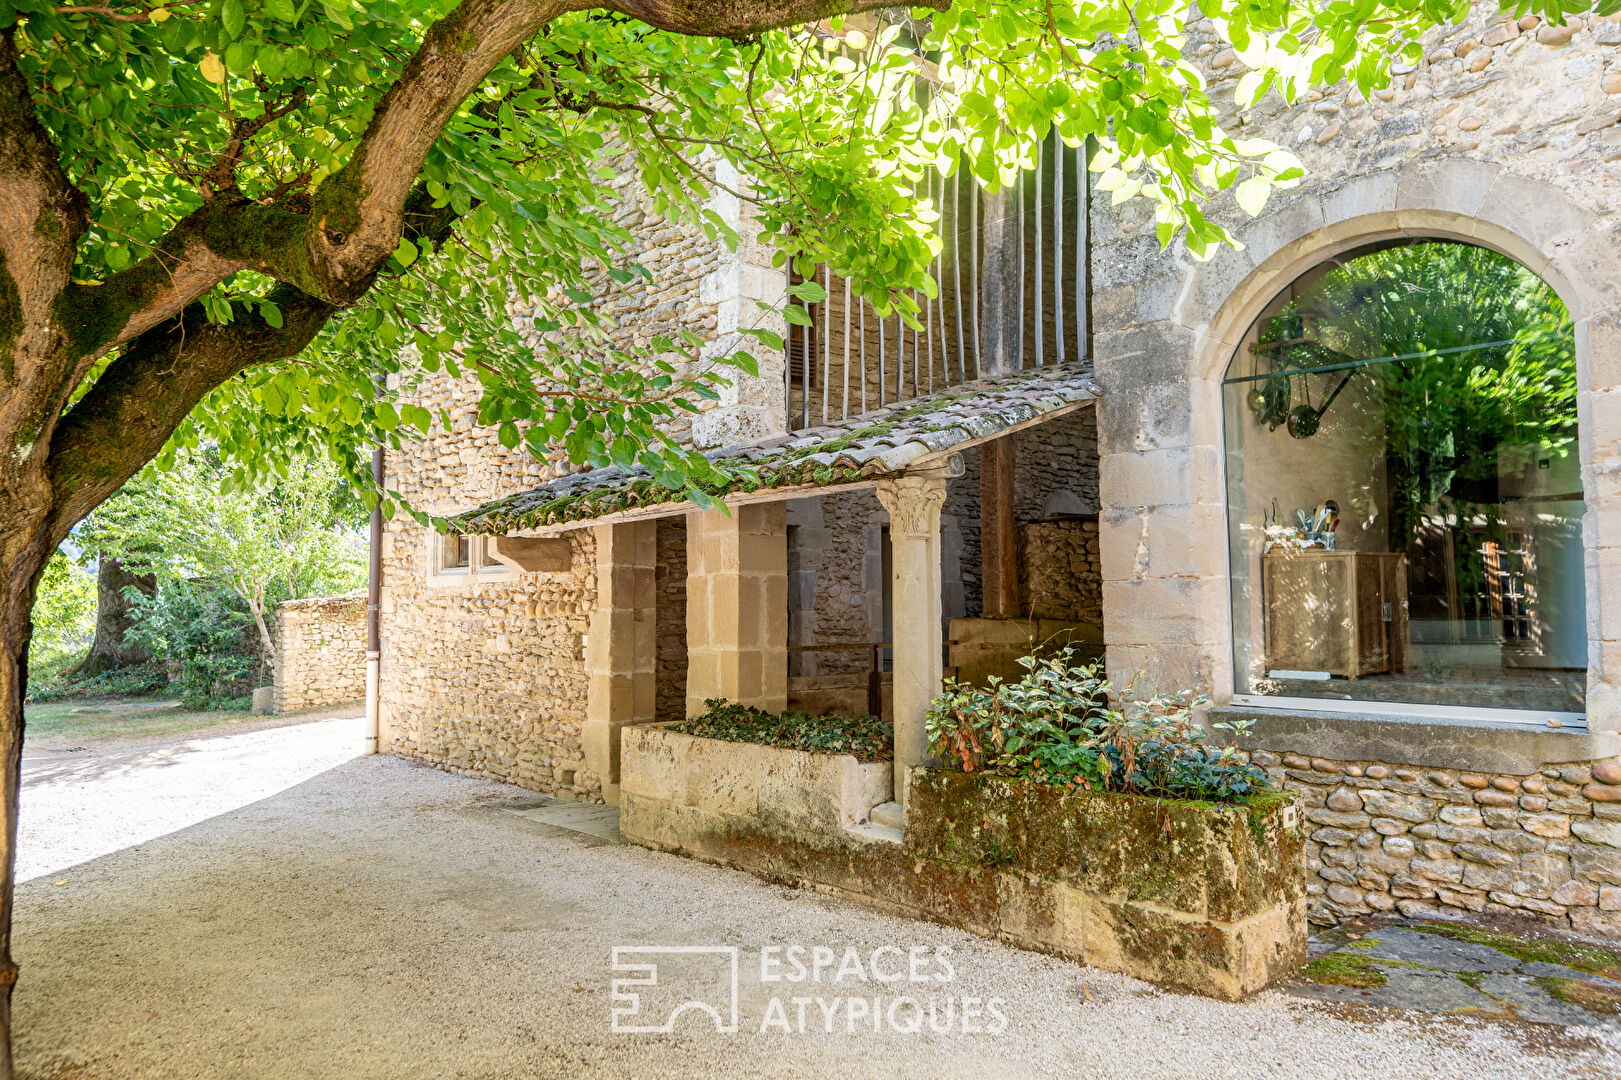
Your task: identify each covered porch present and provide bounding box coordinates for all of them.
[452,363,1102,820]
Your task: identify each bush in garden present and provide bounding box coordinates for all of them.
[925,650,1270,803]
[127,580,262,710]
[26,553,98,679]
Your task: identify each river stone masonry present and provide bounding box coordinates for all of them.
[379,147,779,801]
[1240,750,1621,937]
[271,592,367,713]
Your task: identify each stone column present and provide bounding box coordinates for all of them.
[875,473,949,812]
[583,521,657,806]
[685,503,788,715]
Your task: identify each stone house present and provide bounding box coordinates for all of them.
[373,4,1621,937]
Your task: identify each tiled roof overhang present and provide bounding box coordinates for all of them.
[451,363,1100,536]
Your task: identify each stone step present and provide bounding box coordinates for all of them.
[868,801,903,830]
[844,821,902,845]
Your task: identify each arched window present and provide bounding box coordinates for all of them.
[1222,240,1584,718]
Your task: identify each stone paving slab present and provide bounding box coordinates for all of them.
[1286,917,1621,1029]
[502,797,624,842]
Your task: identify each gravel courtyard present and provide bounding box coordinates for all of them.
[14,720,1621,1080]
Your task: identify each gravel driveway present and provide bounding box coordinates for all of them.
[14,726,1621,1080]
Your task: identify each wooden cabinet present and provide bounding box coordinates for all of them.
[1263,550,1409,679]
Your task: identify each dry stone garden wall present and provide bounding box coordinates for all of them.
[1240,750,1621,938]
[271,593,367,713]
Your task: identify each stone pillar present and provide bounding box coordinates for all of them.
[685,503,788,715]
[583,521,657,806]
[875,474,949,812]
[979,436,1020,618]
[1094,335,1230,699]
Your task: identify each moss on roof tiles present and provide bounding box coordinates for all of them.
[450,364,1098,534]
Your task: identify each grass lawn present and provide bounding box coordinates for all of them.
[24,698,256,744]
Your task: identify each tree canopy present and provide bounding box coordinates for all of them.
[83,447,365,662]
[8,0,1512,538]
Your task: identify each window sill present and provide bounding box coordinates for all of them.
[1205,704,1619,773]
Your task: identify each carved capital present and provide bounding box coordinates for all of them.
[874,473,948,539]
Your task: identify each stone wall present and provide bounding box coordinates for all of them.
[621,725,1308,1001]
[927,406,1101,624]
[1017,519,1102,625]
[379,146,788,800]
[1014,407,1099,520]
[788,491,885,677]
[272,592,367,713]
[1240,750,1621,938]
[1083,1,1621,924]
[380,515,598,796]
[378,361,603,796]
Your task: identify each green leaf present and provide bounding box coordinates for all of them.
[393,238,418,267]
[786,280,828,303]
[222,0,245,39]
[1235,177,1272,217]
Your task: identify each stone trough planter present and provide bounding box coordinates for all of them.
[620,725,1308,1000]
[619,723,894,853]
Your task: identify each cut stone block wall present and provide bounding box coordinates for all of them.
[684,504,788,715]
[621,725,1307,1001]
[272,593,367,713]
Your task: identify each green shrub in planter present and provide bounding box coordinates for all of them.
[925,650,1268,802]
[671,699,892,762]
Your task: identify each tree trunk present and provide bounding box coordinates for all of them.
[0,528,47,1080]
[74,555,156,677]
[245,594,276,667]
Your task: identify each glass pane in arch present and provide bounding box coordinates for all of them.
[1222,239,1584,715]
